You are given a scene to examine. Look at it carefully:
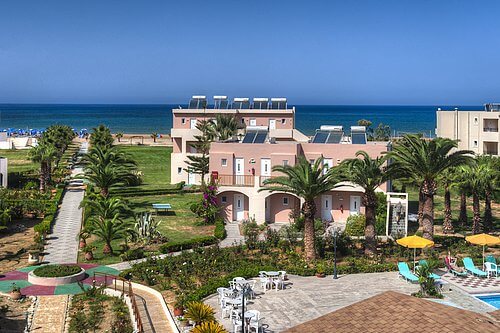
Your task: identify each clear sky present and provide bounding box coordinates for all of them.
[1,0,499,105]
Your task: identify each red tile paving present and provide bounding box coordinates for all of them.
[283,291,500,333]
[21,285,56,296]
[0,271,29,280]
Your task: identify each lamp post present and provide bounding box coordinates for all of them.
[239,284,250,333]
[331,226,340,280]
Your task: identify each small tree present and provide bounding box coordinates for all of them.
[150,132,159,143]
[115,132,124,142]
[373,123,391,141]
[184,120,214,185]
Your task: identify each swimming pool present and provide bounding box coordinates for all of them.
[476,294,500,309]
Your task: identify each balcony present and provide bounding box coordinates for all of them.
[217,175,255,187]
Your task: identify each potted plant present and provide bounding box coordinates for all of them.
[82,244,96,261]
[79,230,90,249]
[9,283,22,300]
[28,246,42,264]
[173,299,185,317]
[315,262,326,278]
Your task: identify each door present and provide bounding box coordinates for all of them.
[234,158,244,185]
[187,172,196,185]
[269,119,276,130]
[350,195,361,215]
[321,195,333,221]
[323,159,333,174]
[261,158,271,175]
[250,119,257,126]
[234,194,245,221]
[190,119,197,129]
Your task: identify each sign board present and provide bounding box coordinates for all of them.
[385,192,408,238]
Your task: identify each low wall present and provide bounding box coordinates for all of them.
[28,268,86,286]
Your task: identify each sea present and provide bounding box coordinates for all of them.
[0,104,482,137]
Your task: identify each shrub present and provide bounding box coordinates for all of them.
[191,321,228,333]
[184,302,215,325]
[159,236,218,254]
[214,219,226,240]
[344,214,366,236]
[33,264,81,277]
[242,218,260,249]
[121,248,145,261]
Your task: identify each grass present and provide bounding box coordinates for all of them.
[0,149,37,174]
[115,146,172,192]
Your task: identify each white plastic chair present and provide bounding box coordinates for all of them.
[247,310,261,333]
[247,280,257,299]
[259,273,270,292]
[485,262,498,278]
[273,274,285,291]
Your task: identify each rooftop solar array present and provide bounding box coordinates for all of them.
[312,129,344,144]
[253,98,269,109]
[214,96,229,109]
[186,96,288,110]
[188,96,207,109]
[232,98,250,109]
[242,130,268,143]
[350,126,367,144]
[271,98,287,109]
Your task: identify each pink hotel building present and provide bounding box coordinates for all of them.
[171,96,390,224]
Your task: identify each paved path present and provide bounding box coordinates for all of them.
[30,295,69,333]
[134,289,175,333]
[220,221,245,248]
[43,142,87,264]
[205,272,419,333]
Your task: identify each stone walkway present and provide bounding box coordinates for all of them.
[43,142,87,264]
[30,295,69,333]
[220,221,245,248]
[134,289,174,333]
[205,272,419,333]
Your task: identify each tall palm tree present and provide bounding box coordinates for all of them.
[339,151,390,256]
[260,157,337,262]
[90,124,114,148]
[439,168,457,234]
[451,167,470,228]
[89,214,131,254]
[476,156,498,232]
[212,114,238,141]
[387,135,474,240]
[458,163,489,234]
[29,142,58,191]
[82,146,137,197]
[80,195,129,226]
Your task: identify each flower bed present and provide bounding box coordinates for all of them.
[33,264,82,277]
[29,265,85,286]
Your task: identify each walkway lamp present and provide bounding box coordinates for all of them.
[330,226,341,280]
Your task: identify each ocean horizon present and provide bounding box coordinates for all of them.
[0,104,482,136]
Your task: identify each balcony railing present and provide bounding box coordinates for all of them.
[217,175,255,187]
[483,127,499,132]
[260,176,273,186]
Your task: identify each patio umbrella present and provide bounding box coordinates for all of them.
[396,235,435,272]
[465,233,500,268]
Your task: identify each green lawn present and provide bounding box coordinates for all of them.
[114,146,173,192]
[0,149,37,174]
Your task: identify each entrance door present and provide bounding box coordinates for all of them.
[269,119,276,130]
[188,172,196,185]
[261,158,271,176]
[234,194,244,221]
[350,195,361,215]
[321,195,333,221]
[234,158,244,185]
[190,119,197,129]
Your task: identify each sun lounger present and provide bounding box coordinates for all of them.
[417,259,442,280]
[463,257,487,277]
[398,262,419,283]
[486,255,500,273]
[444,258,467,277]
[152,203,172,214]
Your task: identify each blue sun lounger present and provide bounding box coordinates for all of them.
[417,260,442,280]
[152,203,171,214]
[463,257,487,277]
[398,262,419,283]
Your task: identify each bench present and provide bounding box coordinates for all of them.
[152,203,172,214]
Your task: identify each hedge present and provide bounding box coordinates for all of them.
[33,188,65,235]
[214,219,226,240]
[109,182,188,197]
[159,236,218,254]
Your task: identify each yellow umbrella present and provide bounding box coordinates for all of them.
[397,235,435,272]
[465,233,500,268]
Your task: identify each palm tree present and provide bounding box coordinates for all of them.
[260,157,337,262]
[115,132,124,143]
[150,132,159,143]
[387,135,474,240]
[212,114,238,141]
[477,155,499,232]
[89,214,131,254]
[29,142,57,191]
[452,167,470,228]
[90,125,114,148]
[458,164,488,234]
[339,151,390,256]
[81,195,129,226]
[82,146,137,197]
[439,169,456,234]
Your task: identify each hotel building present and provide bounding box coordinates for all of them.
[171,96,390,224]
[436,104,499,155]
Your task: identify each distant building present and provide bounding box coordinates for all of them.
[170,96,390,224]
[0,157,7,187]
[436,104,499,155]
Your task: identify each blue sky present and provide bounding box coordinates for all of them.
[0,0,499,104]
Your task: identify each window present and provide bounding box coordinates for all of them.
[473,140,478,148]
[282,160,288,166]
[177,167,182,175]
[250,119,257,126]
[221,196,227,203]
[241,118,245,124]
[281,119,286,124]
[283,197,289,205]
[221,158,227,166]
[474,117,478,125]
[181,118,186,124]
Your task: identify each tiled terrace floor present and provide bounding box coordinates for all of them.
[204,272,419,333]
[441,272,500,294]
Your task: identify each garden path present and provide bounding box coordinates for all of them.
[29,295,69,333]
[43,142,88,264]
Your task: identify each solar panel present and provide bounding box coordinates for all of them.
[326,131,343,144]
[219,100,229,109]
[253,101,269,109]
[188,98,207,109]
[270,101,287,109]
[312,131,329,143]
[254,131,267,143]
[242,132,257,143]
[351,133,367,144]
[241,101,250,109]
[188,100,198,109]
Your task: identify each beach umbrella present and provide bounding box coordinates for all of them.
[465,234,500,269]
[397,235,435,272]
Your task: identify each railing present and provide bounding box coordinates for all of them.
[259,176,272,186]
[216,174,255,187]
[483,127,498,132]
[93,272,144,333]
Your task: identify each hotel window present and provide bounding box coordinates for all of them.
[177,167,182,175]
[221,196,227,203]
[281,119,286,124]
[221,158,227,167]
[181,118,186,124]
[250,119,257,126]
[282,160,288,166]
[283,197,289,205]
[241,118,245,124]
[474,117,478,125]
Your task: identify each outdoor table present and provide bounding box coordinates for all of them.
[265,271,280,277]
[225,297,242,307]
